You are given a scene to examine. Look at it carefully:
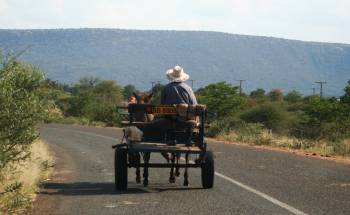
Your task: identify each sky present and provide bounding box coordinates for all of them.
[0,0,350,44]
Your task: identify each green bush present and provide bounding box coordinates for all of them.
[284,90,303,103]
[234,122,265,143]
[268,89,283,102]
[207,118,240,137]
[239,103,294,133]
[0,54,48,177]
[64,78,123,126]
[197,82,245,120]
[302,98,350,140]
[340,80,350,105]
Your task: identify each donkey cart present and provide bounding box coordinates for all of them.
[112,103,214,191]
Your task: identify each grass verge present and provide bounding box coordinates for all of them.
[216,130,350,159]
[0,140,54,214]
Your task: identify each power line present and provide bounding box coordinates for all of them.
[315,81,327,98]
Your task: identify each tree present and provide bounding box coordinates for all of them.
[197,82,244,119]
[268,89,283,102]
[123,84,138,99]
[150,83,164,105]
[340,80,350,105]
[250,88,265,99]
[284,90,303,103]
[301,94,350,140]
[94,80,123,105]
[68,76,100,117]
[73,76,100,93]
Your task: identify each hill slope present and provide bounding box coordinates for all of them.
[0,28,349,95]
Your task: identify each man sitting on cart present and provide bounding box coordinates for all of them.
[141,65,198,142]
[161,65,197,106]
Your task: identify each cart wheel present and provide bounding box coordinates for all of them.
[201,150,214,189]
[115,148,128,191]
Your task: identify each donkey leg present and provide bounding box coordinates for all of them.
[136,153,141,184]
[161,152,170,163]
[136,167,141,184]
[169,153,176,183]
[143,152,150,187]
[175,153,181,177]
[183,153,189,186]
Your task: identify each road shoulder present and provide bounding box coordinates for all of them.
[207,137,350,165]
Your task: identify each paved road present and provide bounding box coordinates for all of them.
[30,124,350,215]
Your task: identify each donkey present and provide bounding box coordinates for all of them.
[129,92,183,185]
[127,93,153,185]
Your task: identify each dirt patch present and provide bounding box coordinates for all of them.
[24,142,75,215]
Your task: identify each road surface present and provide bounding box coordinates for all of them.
[29,124,350,215]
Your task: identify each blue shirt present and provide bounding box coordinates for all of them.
[161,82,198,105]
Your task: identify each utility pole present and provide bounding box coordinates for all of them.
[236,80,246,96]
[312,87,316,96]
[315,81,327,98]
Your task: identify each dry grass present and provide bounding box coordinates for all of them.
[0,139,54,214]
[218,130,350,158]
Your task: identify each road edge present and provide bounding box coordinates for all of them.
[207,137,350,164]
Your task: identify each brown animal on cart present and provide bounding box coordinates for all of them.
[129,93,183,185]
[132,93,154,122]
[127,93,153,184]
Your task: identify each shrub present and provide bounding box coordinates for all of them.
[234,122,265,143]
[197,82,245,120]
[268,89,283,102]
[250,88,265,99]
[302,98,350,140]
[340,80,350,105]
[207,118,240,137]
[65,78,124,126]
[239,103,293,133]
[284,90,303,103]
[0,55,48,175]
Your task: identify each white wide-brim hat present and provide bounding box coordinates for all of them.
[166,65,189,82]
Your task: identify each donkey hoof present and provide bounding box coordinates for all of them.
[136,177,141,184]
[183,180,189,186]
[175,171,180,177]
[169,177,176,183]
[143,180,148,187]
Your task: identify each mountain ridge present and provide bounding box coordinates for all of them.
[2,28,349,46]
[0,28,349,95]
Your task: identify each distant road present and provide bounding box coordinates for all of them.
[29,124,350,215]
